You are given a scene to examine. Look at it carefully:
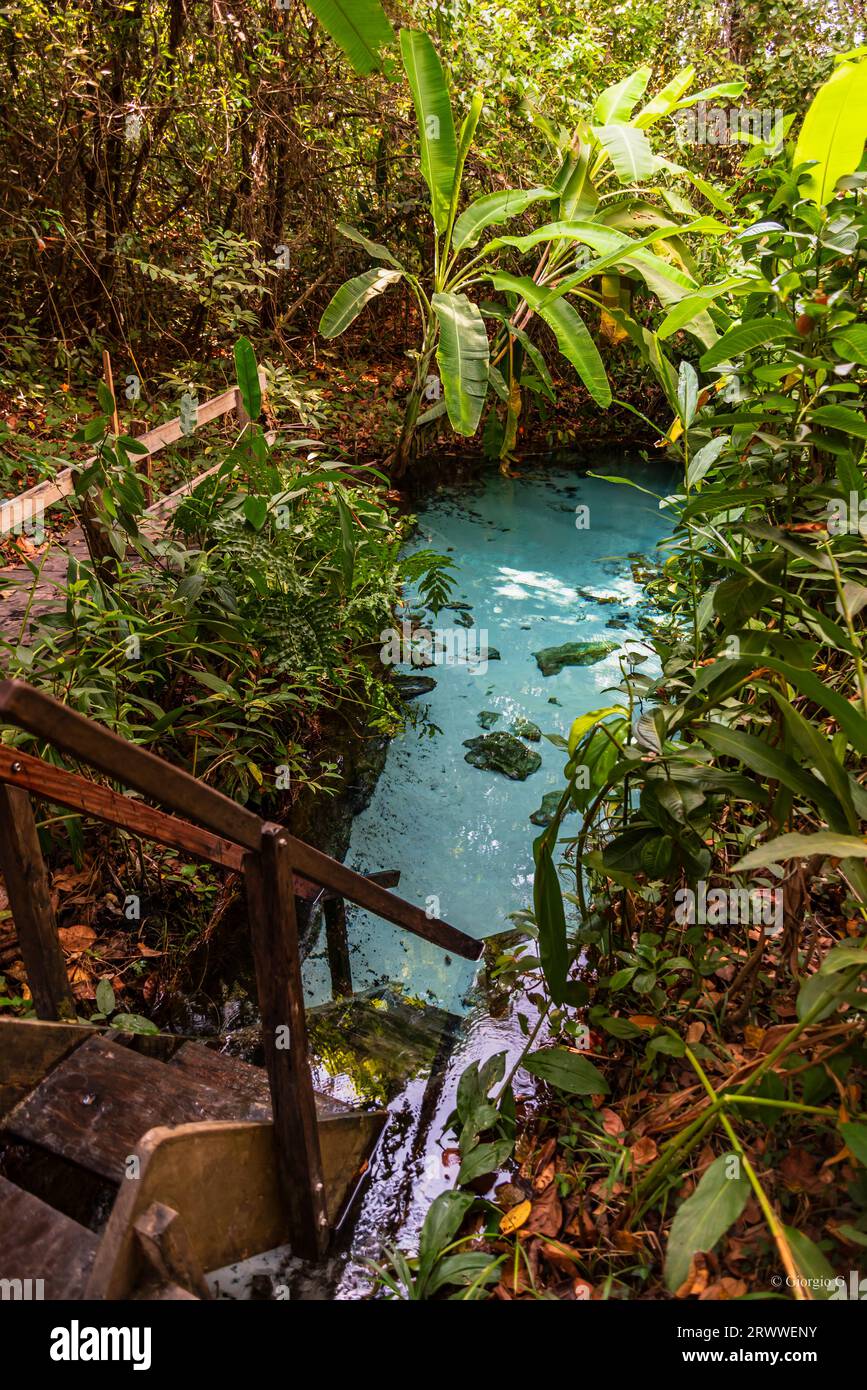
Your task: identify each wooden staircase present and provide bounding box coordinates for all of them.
[0,680,483,1294]
[0,1020,383,1298]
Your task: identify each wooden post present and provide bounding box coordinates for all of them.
[0,784,76,1021]
[243,825,328,1261]
[324,898,353,999]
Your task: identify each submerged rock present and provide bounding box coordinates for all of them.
[511,716,541,742]
[530,791,567,827]
[394,674,437,699]
[463,732,542,780]
[533,641,618,676]
[478,710,500,729]
[576,586,619,605]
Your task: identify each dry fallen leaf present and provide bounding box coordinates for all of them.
[629,1136,658,1166]
[601,1108,625,1137]
[499,1200,532,1235]
[57,924,97,953]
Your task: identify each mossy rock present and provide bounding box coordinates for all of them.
[394,674,437,699]
[576,587,619,605]
[533,641,618,677]
[511,716,541,742]
[463,732,542,779]
[478,710,500,729]
[529,790,571,827]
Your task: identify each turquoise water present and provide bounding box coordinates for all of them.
[303,462,673,1012]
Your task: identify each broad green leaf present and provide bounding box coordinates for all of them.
[591,124,658,182]
[418,1191,475,1288]
[95,978,116,1015]
[696,724,842,826]
[699,318,795,370]
[840,1122,867,1167]
[593,67,651,124]
[687,434,729,487]
[242,495,267,531]
[664,1154,750,1292]
[532,834,568,1004]
[811,405,867,439]
[426,1251,502,1294]
[319,267,403,337]
[781,1226,839,1298]
[110,1013,159,1035]
[523,1047,609,1095]
[568,705,622,755]
[457,1138,513,1185]
[431,291,490,435]
[452,188,555,251]
[794,58,867,204]
[446,90,484,247]
[734,831,867,872]
[634,66,696,128]
[832,324,867,366]
[305,0,395,75]
[335,223,403,267]
[400,29,457,234]
[233,336,261,419]
[658,278,745,338]
[490,272,611,406]
[677,360,698,428]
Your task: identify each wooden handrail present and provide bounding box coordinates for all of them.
[0,680,482,961]
[0,376,261,536]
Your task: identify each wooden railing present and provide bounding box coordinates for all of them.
[0,679,482,1259]
[0,370,266,539]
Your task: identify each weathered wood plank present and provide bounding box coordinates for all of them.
[324,898,353,998]
[86,1111,384,1298]
[134,1202,212,1299]
[0,784,76,1021]
[0,1174,98,1299]
[244,829,329,1260]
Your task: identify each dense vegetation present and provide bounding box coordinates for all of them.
[2,0,867,1303]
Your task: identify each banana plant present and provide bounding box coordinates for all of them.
[320,33,739,473]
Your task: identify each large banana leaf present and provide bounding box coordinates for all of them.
[445,91,484,244]
[305,0,395,75]
[634,67,696,128]
[431,291,490,435]
[592,124,658,182]
[490,272,611,407]
[335,223,404,268]
[319,266,403,337]
[399,29,457,235]
[452,187,555,251]
[593,67,651,124]
[794,57,867,205]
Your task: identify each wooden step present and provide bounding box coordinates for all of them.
[167,1041,349,1120]
[1,1034,338,1185]
[0,1173,98,1298]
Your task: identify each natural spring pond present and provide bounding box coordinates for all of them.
[214,460,675,1297]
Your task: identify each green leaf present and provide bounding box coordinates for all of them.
[523,1047,609,1095]
[677,360,698,428]
[110,1013,159,1035]
[418,1191,475,1288]
[591,124,658,182]
[781,1226,839,1298]
[634,66,696,128]
[242,495,267,531]
[452,188,555,252]
[400,29,457,234]
[699,318,795,370]
[304,0,396,75]
[734,831,867,873]
[95,979,116,1016]
[233,336,261,420]
[794,57,867,205]
[832,324,867,367]
[490,272,611,407]
[593,67,652,124]
[426,1251,502,1294]
[811,405,867,439]
[457,1138,513,1185]
[532,834,568,1005]
[664,1153,750,1292]
[840,1122,867,1167]
[319,267,403,337]
[335,223,403,268]
[431,292,490,435]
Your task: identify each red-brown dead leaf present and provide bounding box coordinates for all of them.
[57,924,97,954]
[521,1183,563,1239]
[629,1136,658,1166]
